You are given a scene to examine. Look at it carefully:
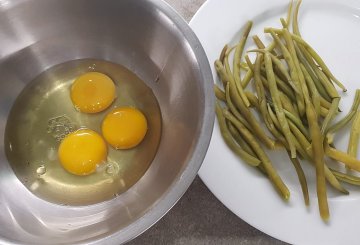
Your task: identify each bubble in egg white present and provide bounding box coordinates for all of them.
[36,165,46,175]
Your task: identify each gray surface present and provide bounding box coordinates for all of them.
[129,0,286,244]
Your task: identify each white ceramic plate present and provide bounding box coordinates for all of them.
[190,0,360,244]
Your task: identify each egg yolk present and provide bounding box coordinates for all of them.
[102,107,148,149]
[58,129,107,176]
[71,72,116,113]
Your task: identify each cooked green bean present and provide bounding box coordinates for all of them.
[285,0,294,28]
[214,84,226,102]
[241,69,253,88]
[300,46,340,99]
[255,53,275,131]
[253,35,266,49]
[280,92,300,118]
[320,97,332,110]
[300,63,321,115]
[307,102,329,221]
[294,43,332,102]
[266,28,346,92]
[227,69,278,149]
[285,110,310,140]
[325,145,360,171]
[219,44,228,64]
[327,89,360,134]
[233,21,253,107]
[215,60,230,87]
[224,110,290,200]
[267,29,305,116]
[270,53,299,94]
[225,82,252,130]
[292,0,302,36]
[348,112,360,158]
[320,107,329,118]
[244,91,260,109]
[260,75,297,103]
[227,121,257,157]
[321,98,340,134]
[215,102,261,166]
[290,33,347,92]
[244,54,255,72]
[265,52,296,158]
[330,168,360,186]
[287,152,309,206]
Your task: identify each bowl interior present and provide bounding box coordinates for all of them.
[0,0,214,244]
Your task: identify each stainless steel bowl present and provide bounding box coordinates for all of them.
[0,0,214,244]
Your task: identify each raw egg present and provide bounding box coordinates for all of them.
[102,107,148,149]
[58,128,107,176]
[71,72,115,113]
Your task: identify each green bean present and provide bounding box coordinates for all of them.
[219,44,228,64]
[325,145,360,171]
[244,54,255,71]
[280,92,300,118]
[267,103,281,130]
[215,60,230,87]
[347,112,360,158]
[323,165,349,194]
[224,110,290,200]
[294,43,332,102]
[260,74,297,103]
[268,104,309,158]
[307,103,329,221]
[283,28,310,105]
[265,105,287,145]
[320,98,340,134]
[227,68,278,149]
[224,45,236,76]
[320,97,332,110]
[224,48,251,107]
[287,152,309,206]
[267,29,305,116]
[267,28,340,98]
[285,0,294,28]
[285,110,310,140]
[330,168,360,186]
[225,82,252,130]
[233,21,253,107]
[298,66,330,221]
[227,121,257,157]
[292,0,302,36]
[265,52,297,158]
[215,102,261,166]
[290,33,347,92]
[320,107,329,118]
[327,89,360,134]
[301,46,340,99]
[267,28,346,92]
[270,53,299,94]
[253,35,266,49]
[214,84,226,102]
[255,53,275,131]
[249,49,299,96]
[241,69,253,88]
[300,63,321,115]
[244,91,260,109]
[288,120,311,152]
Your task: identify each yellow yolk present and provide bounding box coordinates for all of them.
[102,107,148,149]
[58,129,107,176]
[71,72,116,113]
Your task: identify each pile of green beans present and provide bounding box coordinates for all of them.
[214,0,360,221]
